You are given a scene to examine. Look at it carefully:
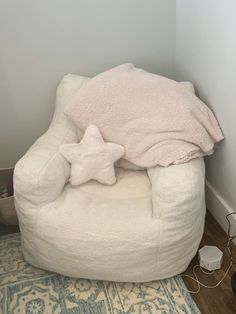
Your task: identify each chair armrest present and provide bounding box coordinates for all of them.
[147,158,205,275]
[147,158,205,219]
[14,74,89,208]
[14,123,77,207]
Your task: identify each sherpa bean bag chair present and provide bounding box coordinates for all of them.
[14,74,206,282]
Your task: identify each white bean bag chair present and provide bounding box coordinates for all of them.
[14,75,206,282]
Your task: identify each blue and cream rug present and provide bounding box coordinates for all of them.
[0,233,200,314]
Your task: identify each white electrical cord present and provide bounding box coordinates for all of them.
[181,211,236,294]
[181,253,232,294]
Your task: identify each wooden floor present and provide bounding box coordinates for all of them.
[0,211,236,313]
[183,211,236,314]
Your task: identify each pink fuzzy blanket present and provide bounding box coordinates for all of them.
[65,64,224,167]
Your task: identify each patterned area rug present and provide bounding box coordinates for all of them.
[0,233,200,314]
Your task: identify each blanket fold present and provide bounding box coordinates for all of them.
[65,64,224,167]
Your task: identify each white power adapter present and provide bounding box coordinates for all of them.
[198,245,223,271]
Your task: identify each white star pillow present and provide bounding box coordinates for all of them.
[59,125,124,186]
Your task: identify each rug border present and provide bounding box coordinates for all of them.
[176,275,201,314]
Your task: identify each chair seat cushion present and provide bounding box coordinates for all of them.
[37,169,154,244]
[19,161,205,282]
[21,169,162,282]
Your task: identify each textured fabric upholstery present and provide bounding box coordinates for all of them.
[14,74,206,282]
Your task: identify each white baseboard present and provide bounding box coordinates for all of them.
[205,180,236,243]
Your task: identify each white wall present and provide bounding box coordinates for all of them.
[176,0,236,232]
[0,0,176,167]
